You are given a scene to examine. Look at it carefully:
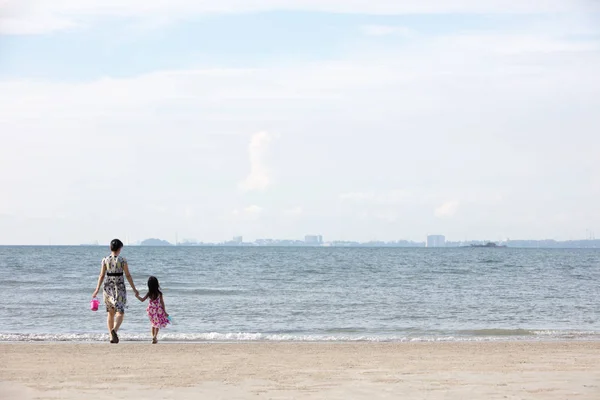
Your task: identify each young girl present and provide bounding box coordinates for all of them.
[137,276,170,344]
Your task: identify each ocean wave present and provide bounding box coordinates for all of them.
[167,287,248,296]
[460,329,536,336]
[460,329,600,338]
[2,330,599,343]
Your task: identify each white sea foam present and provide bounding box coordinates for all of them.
[1,330,599,343]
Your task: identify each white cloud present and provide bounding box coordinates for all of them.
[184,207,195,218]
[1,0,593,35]
[239,132,276,192]
[1,25,598,120]
[359,211,399,223]
[146,204,168,213]
[360,25,414,37]
[1,12,599,242]
[438,33,600,55]
[0,14,80,35]
[283,206,303,216]
[245,205,263,214]
[339,190,411,205]
[232,205,263,221]
[435,201,460,218]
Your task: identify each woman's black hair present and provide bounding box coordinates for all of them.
[110,239,124,252]
[147,276,162,301]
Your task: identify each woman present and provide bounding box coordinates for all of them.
[92,239,139,343]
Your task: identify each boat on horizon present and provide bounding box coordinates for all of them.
[470,242,506,248]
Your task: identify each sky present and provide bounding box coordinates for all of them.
[1,1,600,245]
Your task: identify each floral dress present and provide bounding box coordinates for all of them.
[147,295,170,328]
[102,255,127,313]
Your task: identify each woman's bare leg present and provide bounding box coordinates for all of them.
[113,312,124,332]
[107,310,115,336]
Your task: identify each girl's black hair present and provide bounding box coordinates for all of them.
[147,276,162,301]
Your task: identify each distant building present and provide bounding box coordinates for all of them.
[232,236,243,244]
[305,235,323,245]
[426,235,446,248]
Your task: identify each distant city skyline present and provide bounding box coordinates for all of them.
[63,238,600,250]
[67,234,600,249]
[7,230,600,247]
[1,1,599,245]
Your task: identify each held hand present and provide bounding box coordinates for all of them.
[133,288,139,297]
[135,293,143,301]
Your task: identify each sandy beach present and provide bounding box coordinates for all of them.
[1,341,599,399]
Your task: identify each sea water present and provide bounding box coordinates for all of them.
[0,246,598,342]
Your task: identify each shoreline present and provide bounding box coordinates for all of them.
[3,326,600,342]
[2,338,600,344]
[2,331,600,344]
[2,338,599,345]
[2,341,599,399]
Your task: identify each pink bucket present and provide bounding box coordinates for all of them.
[90,298,99,311]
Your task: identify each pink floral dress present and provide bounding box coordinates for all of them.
[146,296,170,328]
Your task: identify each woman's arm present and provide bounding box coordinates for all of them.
[92,262,107,298]
[160,294,168,316]
[122,260,139,297]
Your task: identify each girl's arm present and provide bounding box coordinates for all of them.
[122,260,139,297]
[137,293,149,302]
[92,262,107,298]
[160,294,168,316]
